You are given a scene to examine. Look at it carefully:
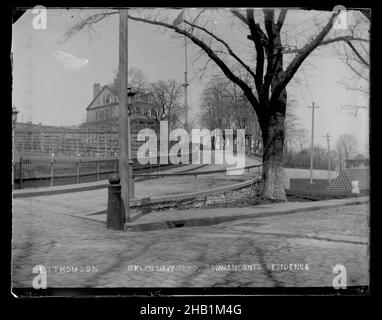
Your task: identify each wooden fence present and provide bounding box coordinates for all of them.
[13,154,192,189]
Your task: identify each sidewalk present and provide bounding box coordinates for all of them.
[13,163,206,198]
[77,196,369,232]
[13,154,262,199]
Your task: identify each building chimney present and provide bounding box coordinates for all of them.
[93,83,101,98]
[113,77,119,94]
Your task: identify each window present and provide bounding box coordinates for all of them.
[148,96,153,104]
[135,106,140,114]
[135,95,141,102]
[104,110,108,119]
[151,109,156,118]
[143,109,148,116]
[104,95,110,104]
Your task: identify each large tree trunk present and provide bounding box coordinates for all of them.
[260,111,287,201]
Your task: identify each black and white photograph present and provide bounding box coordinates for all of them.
[11,6,370,297]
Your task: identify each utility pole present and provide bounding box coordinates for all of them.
[173,10,189,132]
[118,9,131,224]
[183,35,189,132]
[326,133,331,184]
[308,102,319,184]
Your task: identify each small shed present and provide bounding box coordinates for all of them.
[346,154,369,169]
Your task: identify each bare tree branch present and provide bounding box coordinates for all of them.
[230,9,249,25]
[60,10,119,43]
[344,55,368,81]
[344,40,369,67]
[127,13,262,115]
[270,11,340,103]
[283,35,368,54]
[263,9,275,40]
[276,9,288,31]
[246,9,266,95]
[183,20,257,80]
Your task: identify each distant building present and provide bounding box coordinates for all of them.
[80,80,161,158]
[14,122,80,155]
[346,154,369,169]
[83,81,159,133]
[14,81,164,158]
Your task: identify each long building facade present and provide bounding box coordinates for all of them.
[14,81,160,159]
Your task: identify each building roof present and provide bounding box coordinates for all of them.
[86,85,117,111]
[86,84,155,111]
[348,154,369,161]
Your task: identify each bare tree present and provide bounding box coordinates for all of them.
[65,8,366,201]
[336,134,357,170]
[199,77,232,130]
[336,10,370,116]
[200,75,262,152]
[284,100,300,155]
[150,79,183,130]
[295,128,309,153]
[129,67,150,92]
[110,67,149,93]
[283,10,370,117]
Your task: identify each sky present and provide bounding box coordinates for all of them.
[12,8,369,155]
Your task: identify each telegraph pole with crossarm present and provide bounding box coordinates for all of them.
[308,102,319,184]
[326,133,331,184]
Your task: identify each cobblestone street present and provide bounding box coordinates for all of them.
[12,196,369,288]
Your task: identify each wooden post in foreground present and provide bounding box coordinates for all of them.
[118,9,131,224]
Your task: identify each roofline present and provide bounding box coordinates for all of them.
[86,84,155,111]
[87,102,118,111]
[86,85,117,111]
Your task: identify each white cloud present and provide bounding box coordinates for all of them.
[51,50,89,70]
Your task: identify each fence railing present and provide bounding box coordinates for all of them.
[12,153,194,189]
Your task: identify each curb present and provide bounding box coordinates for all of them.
[13,182,109,198]
[124,197,369,232]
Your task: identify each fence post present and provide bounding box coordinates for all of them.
[50,153,55,187]
[96,153,100,181]
[76,153,80,184]
[114,152,118,173]
[128,161,134,199]
[107,174,124,230]
[19,156,23,189]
